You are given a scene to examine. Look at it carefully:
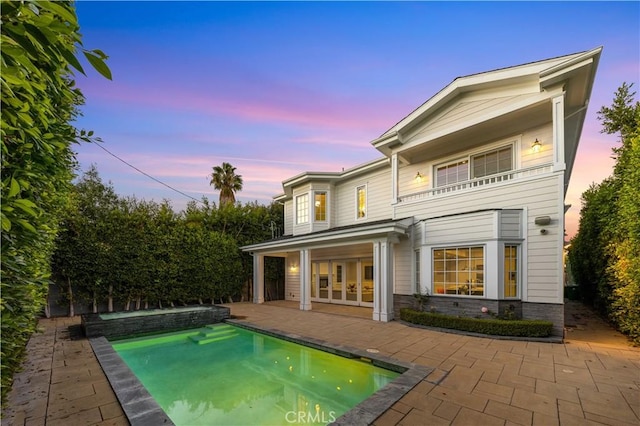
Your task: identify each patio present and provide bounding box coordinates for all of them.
[2,300,639,425]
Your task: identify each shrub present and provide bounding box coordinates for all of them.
[400,308,553,337]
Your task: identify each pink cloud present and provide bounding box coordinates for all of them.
[81,79,402,136]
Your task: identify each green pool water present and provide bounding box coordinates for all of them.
[112,324,400,425]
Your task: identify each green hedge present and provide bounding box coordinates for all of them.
[400,308,553,337]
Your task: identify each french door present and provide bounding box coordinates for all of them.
[311,259,373,307]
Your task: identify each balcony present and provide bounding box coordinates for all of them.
[397,164,554,203]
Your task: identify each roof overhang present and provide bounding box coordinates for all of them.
[277,157,389,200]
[241,217,414,254]
[371,47,603,161]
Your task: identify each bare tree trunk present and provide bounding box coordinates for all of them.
[228,295,233,303]
[108,285,113,312]
[44,298,51,319]
[198,298,203,305]
[144,300,149,310]
[211,298,215,305]
[136,298,141,310]
[67,277,74,317]
[92,296,97,313]
[170,301,175,307]
[158,300,163,309]
[125,299,131,311]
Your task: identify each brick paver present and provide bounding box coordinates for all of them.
[2,300,639,426]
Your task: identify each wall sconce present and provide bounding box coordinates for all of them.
[289,263,298,273]
[414,172,424,183]
[531,139,542,153]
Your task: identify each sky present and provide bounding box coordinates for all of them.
[72,1,639,239]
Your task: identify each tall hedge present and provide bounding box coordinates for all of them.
[569,83,640,345]
[1,1,109,402]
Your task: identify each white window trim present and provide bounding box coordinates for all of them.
[502,242,521,299]
[313,191,327,223]
[295,193,309,225]
[432,137,519,189]
[431,245,486,298]
[355,184,367,220]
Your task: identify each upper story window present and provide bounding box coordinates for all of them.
[296,194,309,224]
[356,185,367,219]
[314,192,326,221]
[434,144,514,187]
[436,160,468,187]
[472,146,512,178]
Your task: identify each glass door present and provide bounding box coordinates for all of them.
[317,262,329,301]
[331,263,344,301]
[360,260,374,306]
[345,261,358,303]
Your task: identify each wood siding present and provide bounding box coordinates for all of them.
[334,166,392,226]
[396,174,562,303]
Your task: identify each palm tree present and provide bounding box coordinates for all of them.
[209,162,243,206]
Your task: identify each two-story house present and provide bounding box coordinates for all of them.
[242,47,602,336]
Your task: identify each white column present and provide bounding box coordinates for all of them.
[372,241,381,321]
[299,249,312,311]
[552,94,566,172]
[372,240,394,322]
[391,154,399,205]
[253,254,264,304]
[380,240,394,322]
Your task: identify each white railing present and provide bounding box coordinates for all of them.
[398,164,554,203]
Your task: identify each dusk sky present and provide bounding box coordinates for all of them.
[73,1,639,239]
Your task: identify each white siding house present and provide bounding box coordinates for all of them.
[243,48,602,336]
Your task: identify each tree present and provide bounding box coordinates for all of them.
[1,1,109,402]
[209,162,243,205]
[570,83,640,344]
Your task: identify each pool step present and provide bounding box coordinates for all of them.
[189,325,238,345]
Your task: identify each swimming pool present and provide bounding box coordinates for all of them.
[112,324,397,425]
[90,321,432,425]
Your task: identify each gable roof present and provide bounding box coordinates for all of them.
[371,47,602,156]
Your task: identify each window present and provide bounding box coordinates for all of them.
[314,192,326,221]
[472,146,512,178]
[356,185,366,219]
[434,144,514,187]
[435,160,468,187]
[504,245,518,298]
[433,246,484,296]
[296,194,309,224]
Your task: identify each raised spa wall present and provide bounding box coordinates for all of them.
[82,305,230,340]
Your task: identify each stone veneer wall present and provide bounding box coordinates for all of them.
[393,294,563,337]
[522,302,564,337]
[82,305,230,339]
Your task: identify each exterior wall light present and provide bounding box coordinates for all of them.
[531,139,542,153]
[289,263,298,273]
[415,172,424,183]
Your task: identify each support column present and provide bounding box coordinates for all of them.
[253,254,264,304]
[373,240,394,322]
[299,249,312,311]
[552,93,566,172]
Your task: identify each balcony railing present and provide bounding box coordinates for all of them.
[397,164,554,203]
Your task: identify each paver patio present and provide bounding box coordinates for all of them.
[2,300,638,425]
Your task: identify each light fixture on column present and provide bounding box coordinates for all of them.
[531,139,542,153]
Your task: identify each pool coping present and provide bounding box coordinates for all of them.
[90,320,433,426]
